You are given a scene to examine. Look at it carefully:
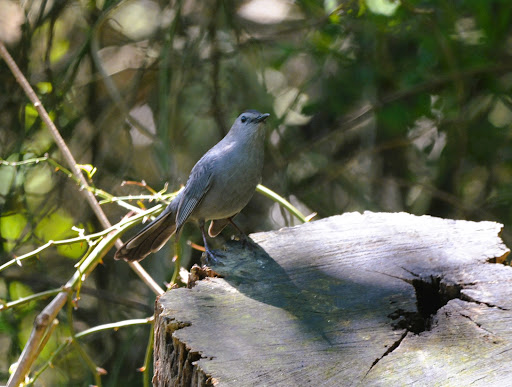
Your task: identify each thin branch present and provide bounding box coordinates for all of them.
[7,292,68,387]
[0,202,162,272]
[27,341,70,386]
[0,42,164,297]
[142,322,155,387]
[3,271,153,313]
[6,219,131,386]
[89,3,157,140]
[0,288,62,311]
[31,318,60,372]
[67,294,104,386]
[0,156,177,222]
[74,317,153,339]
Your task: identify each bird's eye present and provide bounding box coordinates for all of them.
[241,116,247,123]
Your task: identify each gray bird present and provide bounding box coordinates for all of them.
[114,110,270,263]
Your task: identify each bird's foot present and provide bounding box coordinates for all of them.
[201,247,224,266]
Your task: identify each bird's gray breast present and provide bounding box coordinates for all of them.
[191,138,264,221]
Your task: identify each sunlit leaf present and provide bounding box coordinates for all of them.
[24,104,38,130]
[8,281,34,313]
[0,213,28,251]
[36,82,53,94]
[24,164,54,195]
[50,39,70,63]
[56,237,88,259]
[366,0,400,16]
[34,209,73,242]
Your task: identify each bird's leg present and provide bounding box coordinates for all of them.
[228,217,254,248]
[227,217,244,235]
[200,220,222,264]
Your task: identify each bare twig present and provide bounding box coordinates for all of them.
[0,196,163,273]
[74,317,153,339]
[67,294,104,386]
[28,341,69,385]
[0,288,62,311]
[6,218,131,386]
[0,42,165,387]
[0,155,172,214]
[32,319,60,376]
[142,322,155,387]
[0,43,163,294]
[8,292,69,386]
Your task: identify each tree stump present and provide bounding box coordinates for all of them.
[153,212,512,386]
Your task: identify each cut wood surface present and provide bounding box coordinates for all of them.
[153,212,512,386]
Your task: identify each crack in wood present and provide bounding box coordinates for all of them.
[387,308,422,332]
[459,294,509,311]
[458,312,498,337]
[364,330,409,378]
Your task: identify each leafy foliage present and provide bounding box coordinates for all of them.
[1,0,512,384]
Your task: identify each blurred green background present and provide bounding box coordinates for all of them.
[1,0,512,385]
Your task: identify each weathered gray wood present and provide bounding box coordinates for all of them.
[153,211,512,386]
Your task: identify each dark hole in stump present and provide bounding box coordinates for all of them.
[389,275,462,334]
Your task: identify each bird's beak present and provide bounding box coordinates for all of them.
[256,113,270,123]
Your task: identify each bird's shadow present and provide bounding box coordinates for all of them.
[208,240,333,346]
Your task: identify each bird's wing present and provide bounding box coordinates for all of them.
[175,159,213,230]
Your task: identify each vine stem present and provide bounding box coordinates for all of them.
[0,43,162,295]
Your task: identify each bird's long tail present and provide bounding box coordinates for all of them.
[114,199,178,262]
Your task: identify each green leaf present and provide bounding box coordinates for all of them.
[0,213,28,251]
[9,281,35,313]
[56,238,88,259]
[33,210,88,259]
[36,82,53,94]
[50,39,70,64]
[24,104,39,130]
[24,164,54,195]
[34,209,74,242]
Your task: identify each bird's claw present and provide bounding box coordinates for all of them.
[202,248,224,265]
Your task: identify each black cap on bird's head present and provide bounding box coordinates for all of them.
[238,110,270,124]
